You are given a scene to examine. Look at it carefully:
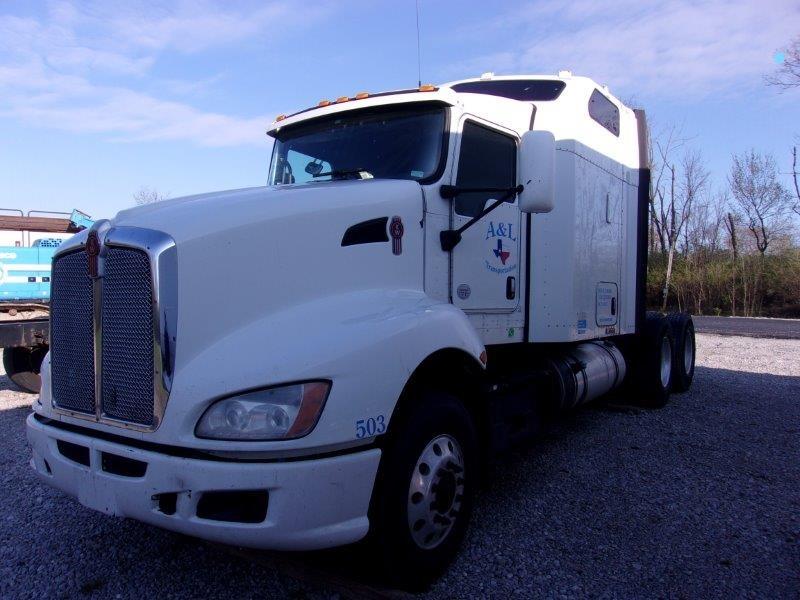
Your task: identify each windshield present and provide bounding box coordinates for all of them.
[268,103,447,185]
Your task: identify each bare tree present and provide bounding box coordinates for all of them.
[724,210,739,261]
[656,149,707,310]
[133,186,166,206]
[678,150,711,251]
[649,125,687,255]
[792,146,800,218]
[765,36,800,90]
[728,151,792,255]
[685,190,725,254]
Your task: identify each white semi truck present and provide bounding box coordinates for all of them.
[27,73,695,588]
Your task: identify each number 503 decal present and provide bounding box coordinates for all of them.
[356,415,386,439]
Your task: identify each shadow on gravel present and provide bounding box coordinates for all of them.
[0,374,29,393]
[3,365,799,599]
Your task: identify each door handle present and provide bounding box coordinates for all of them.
[506,276,516,300]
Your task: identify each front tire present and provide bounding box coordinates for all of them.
[368,391,477,590]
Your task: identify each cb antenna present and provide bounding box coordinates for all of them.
[415,0,422,87]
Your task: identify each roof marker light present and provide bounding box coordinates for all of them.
[418,83,436,92]
[355,92,370,100]
[275,114,287,122]
[336,96,349,103]
[318,99,331,107]
[480,72,494,80]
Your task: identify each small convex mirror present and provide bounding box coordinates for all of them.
[518,131,556,213]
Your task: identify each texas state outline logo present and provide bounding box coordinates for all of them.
[484,221,517,275]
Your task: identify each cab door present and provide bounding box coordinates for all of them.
[450,119,521,312]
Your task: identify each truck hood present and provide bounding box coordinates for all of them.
[112,179,426,368]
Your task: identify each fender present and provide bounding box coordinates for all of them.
[126,289,485,452]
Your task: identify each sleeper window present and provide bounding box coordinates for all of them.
[588,89,620,136]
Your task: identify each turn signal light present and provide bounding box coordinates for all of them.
[418,84,436,92]
[355,92,369,100]
[336,96,349,103]
[318,99,331,107]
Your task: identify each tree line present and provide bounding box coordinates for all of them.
[647,35,800,317]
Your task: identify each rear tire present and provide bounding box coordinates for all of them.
[368,391,477,591]
[666,312,695,392]
[3,345,45,393]
[631,312,674,408]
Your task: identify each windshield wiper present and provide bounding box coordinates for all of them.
[312,168,372,180]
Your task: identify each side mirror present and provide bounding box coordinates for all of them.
[518,130,555,213]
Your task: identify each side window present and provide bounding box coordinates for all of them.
[588,89,620,136]
[454,121,517,217]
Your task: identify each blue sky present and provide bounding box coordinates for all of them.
[1,0,798,220]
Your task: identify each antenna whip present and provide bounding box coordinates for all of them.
[415,0,422,87]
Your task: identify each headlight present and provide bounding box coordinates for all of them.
[195,381,330,441]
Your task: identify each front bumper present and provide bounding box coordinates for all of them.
[27,414,381,551]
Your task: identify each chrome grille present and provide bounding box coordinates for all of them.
[50,251,95,414]
[101,247,154,426]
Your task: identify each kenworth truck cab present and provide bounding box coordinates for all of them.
[27,73,696,588]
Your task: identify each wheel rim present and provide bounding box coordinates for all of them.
[660,335,672,388]
[407,434,465,550]
[683,330,694,374]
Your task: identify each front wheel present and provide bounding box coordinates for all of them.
[368,391,477,590]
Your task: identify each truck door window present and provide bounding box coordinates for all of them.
[454,121,516,217]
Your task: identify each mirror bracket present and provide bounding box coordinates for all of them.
[439,185,523,252]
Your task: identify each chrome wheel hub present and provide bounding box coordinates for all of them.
[660,335,672,388]
[407,434,465,549]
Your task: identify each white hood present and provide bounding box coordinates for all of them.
[112,179,427,369]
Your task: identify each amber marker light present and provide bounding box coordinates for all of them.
[355,92,370,100]
[418,84,436,92]
[275,114,287,122]
[318,99,331,107]
[286,382,331,438]
[336,96,349,103]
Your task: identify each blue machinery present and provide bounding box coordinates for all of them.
[0,209,93,391]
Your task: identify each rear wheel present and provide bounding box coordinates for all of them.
[631,312,674,408]
[666,312,695,392]
[368,391,477,590]
[3,345,46,393]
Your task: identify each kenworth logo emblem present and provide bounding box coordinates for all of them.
[86,231,101,278]
[389,216,404,256]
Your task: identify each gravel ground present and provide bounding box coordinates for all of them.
[2,333,798,599]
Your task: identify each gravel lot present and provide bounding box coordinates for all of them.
[2,333,798,599]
